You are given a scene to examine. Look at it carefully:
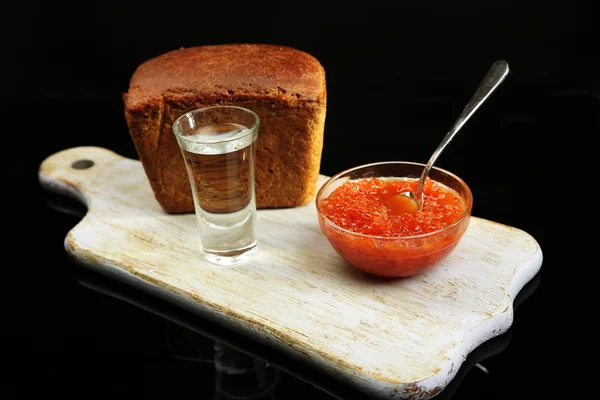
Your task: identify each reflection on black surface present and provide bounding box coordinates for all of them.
[48,185,541,399]
[44,190,88,219]
[213,341,280,400]
[164,320,280,400]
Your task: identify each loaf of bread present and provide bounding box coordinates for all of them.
[123,44,327,213]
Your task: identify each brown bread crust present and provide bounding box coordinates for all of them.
[123,44,327,213]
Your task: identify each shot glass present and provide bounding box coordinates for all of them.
[172,106,259,265]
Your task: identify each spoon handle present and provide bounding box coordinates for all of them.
[415,60,510,204]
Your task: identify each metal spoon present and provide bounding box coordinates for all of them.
[390,60,510,214]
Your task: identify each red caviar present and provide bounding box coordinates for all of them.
[318,177,470,277]
[320,177,466,237]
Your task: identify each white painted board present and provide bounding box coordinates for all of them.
[38,146,542,400]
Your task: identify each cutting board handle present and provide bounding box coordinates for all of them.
[38,146,157,213]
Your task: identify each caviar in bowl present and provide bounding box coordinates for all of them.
[316,161,473,278]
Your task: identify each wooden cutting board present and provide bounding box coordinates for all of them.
[39,146,543,400]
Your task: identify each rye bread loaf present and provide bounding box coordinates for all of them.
[123,44,327,213]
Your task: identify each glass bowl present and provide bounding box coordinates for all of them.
[316,161,473,278]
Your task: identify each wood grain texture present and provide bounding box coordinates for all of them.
[38,146,543,400]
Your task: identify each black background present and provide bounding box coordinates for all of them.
[3,1,598,399]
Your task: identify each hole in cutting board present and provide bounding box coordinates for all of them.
[71,159,94,169]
